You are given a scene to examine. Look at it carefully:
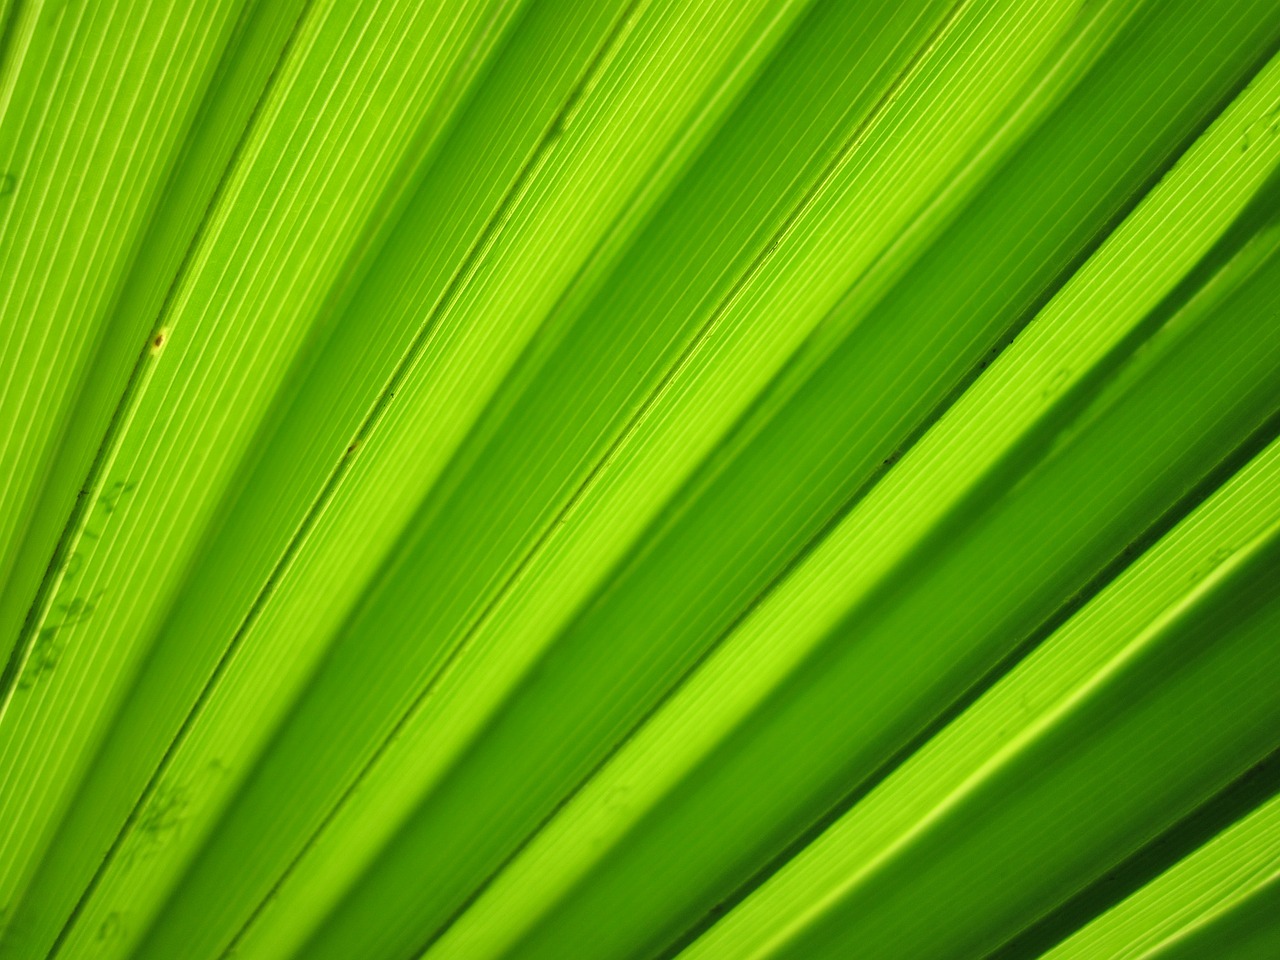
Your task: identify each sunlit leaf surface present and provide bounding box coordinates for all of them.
[1,2,1278,959]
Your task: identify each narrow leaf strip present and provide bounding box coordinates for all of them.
[1044,790,1280,960]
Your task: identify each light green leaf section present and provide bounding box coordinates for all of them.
[0,0,250,671]
[1045,790,1280,960]
[0,1,632,956]
[0,0,527,952]
[0,0,310,667]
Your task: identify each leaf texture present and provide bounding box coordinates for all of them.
[1,3,1278,960]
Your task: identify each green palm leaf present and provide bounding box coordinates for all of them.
[1,2,1277,959]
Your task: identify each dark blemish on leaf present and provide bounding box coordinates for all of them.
[0,173,15,197]
[1040,367,1071,400]
[150,328,169,355]
[56,595,98,627]
[19,626,64,690]
[98,479,136,515]
[18,591,103,689]
[97,912,123,943]
[1241,103,1280,154]
[131,781,191,863]
[61,550,84,579]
